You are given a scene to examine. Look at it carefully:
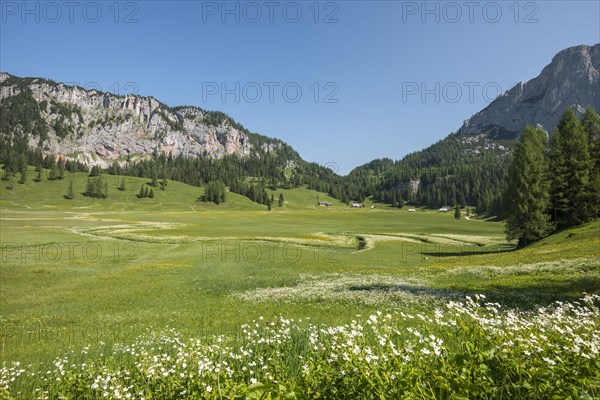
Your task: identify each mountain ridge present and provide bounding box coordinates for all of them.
[457,43,599,139]
[0,72,300,168]
[1,44,599,212]
[344,43,599,214]
[1,44,598,174]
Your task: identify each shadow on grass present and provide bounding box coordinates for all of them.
[347,283,463,298]
[421,243,545,264]
[440,275,600,310]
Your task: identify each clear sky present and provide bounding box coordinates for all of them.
[1,0,599,174]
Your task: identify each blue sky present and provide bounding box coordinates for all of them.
[1,1,599,174]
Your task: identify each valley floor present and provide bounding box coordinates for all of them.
[1,173,599,398]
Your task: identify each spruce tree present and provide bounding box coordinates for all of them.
[219,181,226,203]
[149,189,154,198]
[18,167,27,184]
[203,182,211,202]
[57,159,65,180]
[214,184,221,204]
[397,194,404,208]
[65,181,74,200]
[138,184,145,198]
[48,160,58,181]
[94,178,103,197]
[247,186,257,202]
[504,125,553,246]
[89,165,101,177]
[454,204,461,220]
[262,190,269,205]
[34,163,42,182]
[85,178,94,197]
[119,178,126,191]
[549,108,592,228]
[7,174,13,190]
[581,107,600,218]
[18,156,27,184]
[278,193,284,207]
[151,168,159,188]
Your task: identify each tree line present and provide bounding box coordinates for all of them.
[1,83,597,217]
[504,107,599,246]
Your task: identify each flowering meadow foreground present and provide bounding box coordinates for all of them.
[2,294,598,399]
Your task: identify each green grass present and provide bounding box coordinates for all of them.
[1,169,599,398]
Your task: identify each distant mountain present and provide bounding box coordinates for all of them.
[0,73,300,168]
[350,44,600,213]
[458,44,599,139]
[1,44,598,212]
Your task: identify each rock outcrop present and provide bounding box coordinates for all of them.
[458,44,600,139]
[0,73,267,167]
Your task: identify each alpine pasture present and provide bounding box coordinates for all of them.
[1,169,599,398]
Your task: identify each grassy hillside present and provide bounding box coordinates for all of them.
[1,171,598,398]
[1,167,265,211]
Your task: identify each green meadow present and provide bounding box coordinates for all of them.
[1,169,599,398]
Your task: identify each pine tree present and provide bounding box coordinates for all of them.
[504,125,553,246]
[17,155,27,184]
[261,190,268,205]
[85,178,95,197]
[144,187,149,198]
[151,168,159,188]
[202,180,227,204]
[247,186,258,202]
[57,159,65,180]
[7,174,14,190]
[89,165,101,177]
[219,181,226,203]
[278,193,284,207]
[34,163,42,182]
[18,166,27,184]
[138,184,146,198]
[454,204,461,220]
[149,189,154,198]
[119,178,126,191]
[94,178,102,197]
[204,182,212,203]
[581,107,600,218]
[161,164,168,190]
[64,181,74,200]
[549,108,592,228]
[48,160,58,181]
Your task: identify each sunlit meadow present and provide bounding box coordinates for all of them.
[1,171,599,398]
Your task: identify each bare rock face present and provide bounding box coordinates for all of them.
[459,44,600,139]
[0,73,255,167]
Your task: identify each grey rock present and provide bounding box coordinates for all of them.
[0,74,259,166]
[458,44,600,139]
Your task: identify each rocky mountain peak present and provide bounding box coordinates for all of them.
[0,74,276,167]
[458,43,600,139]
